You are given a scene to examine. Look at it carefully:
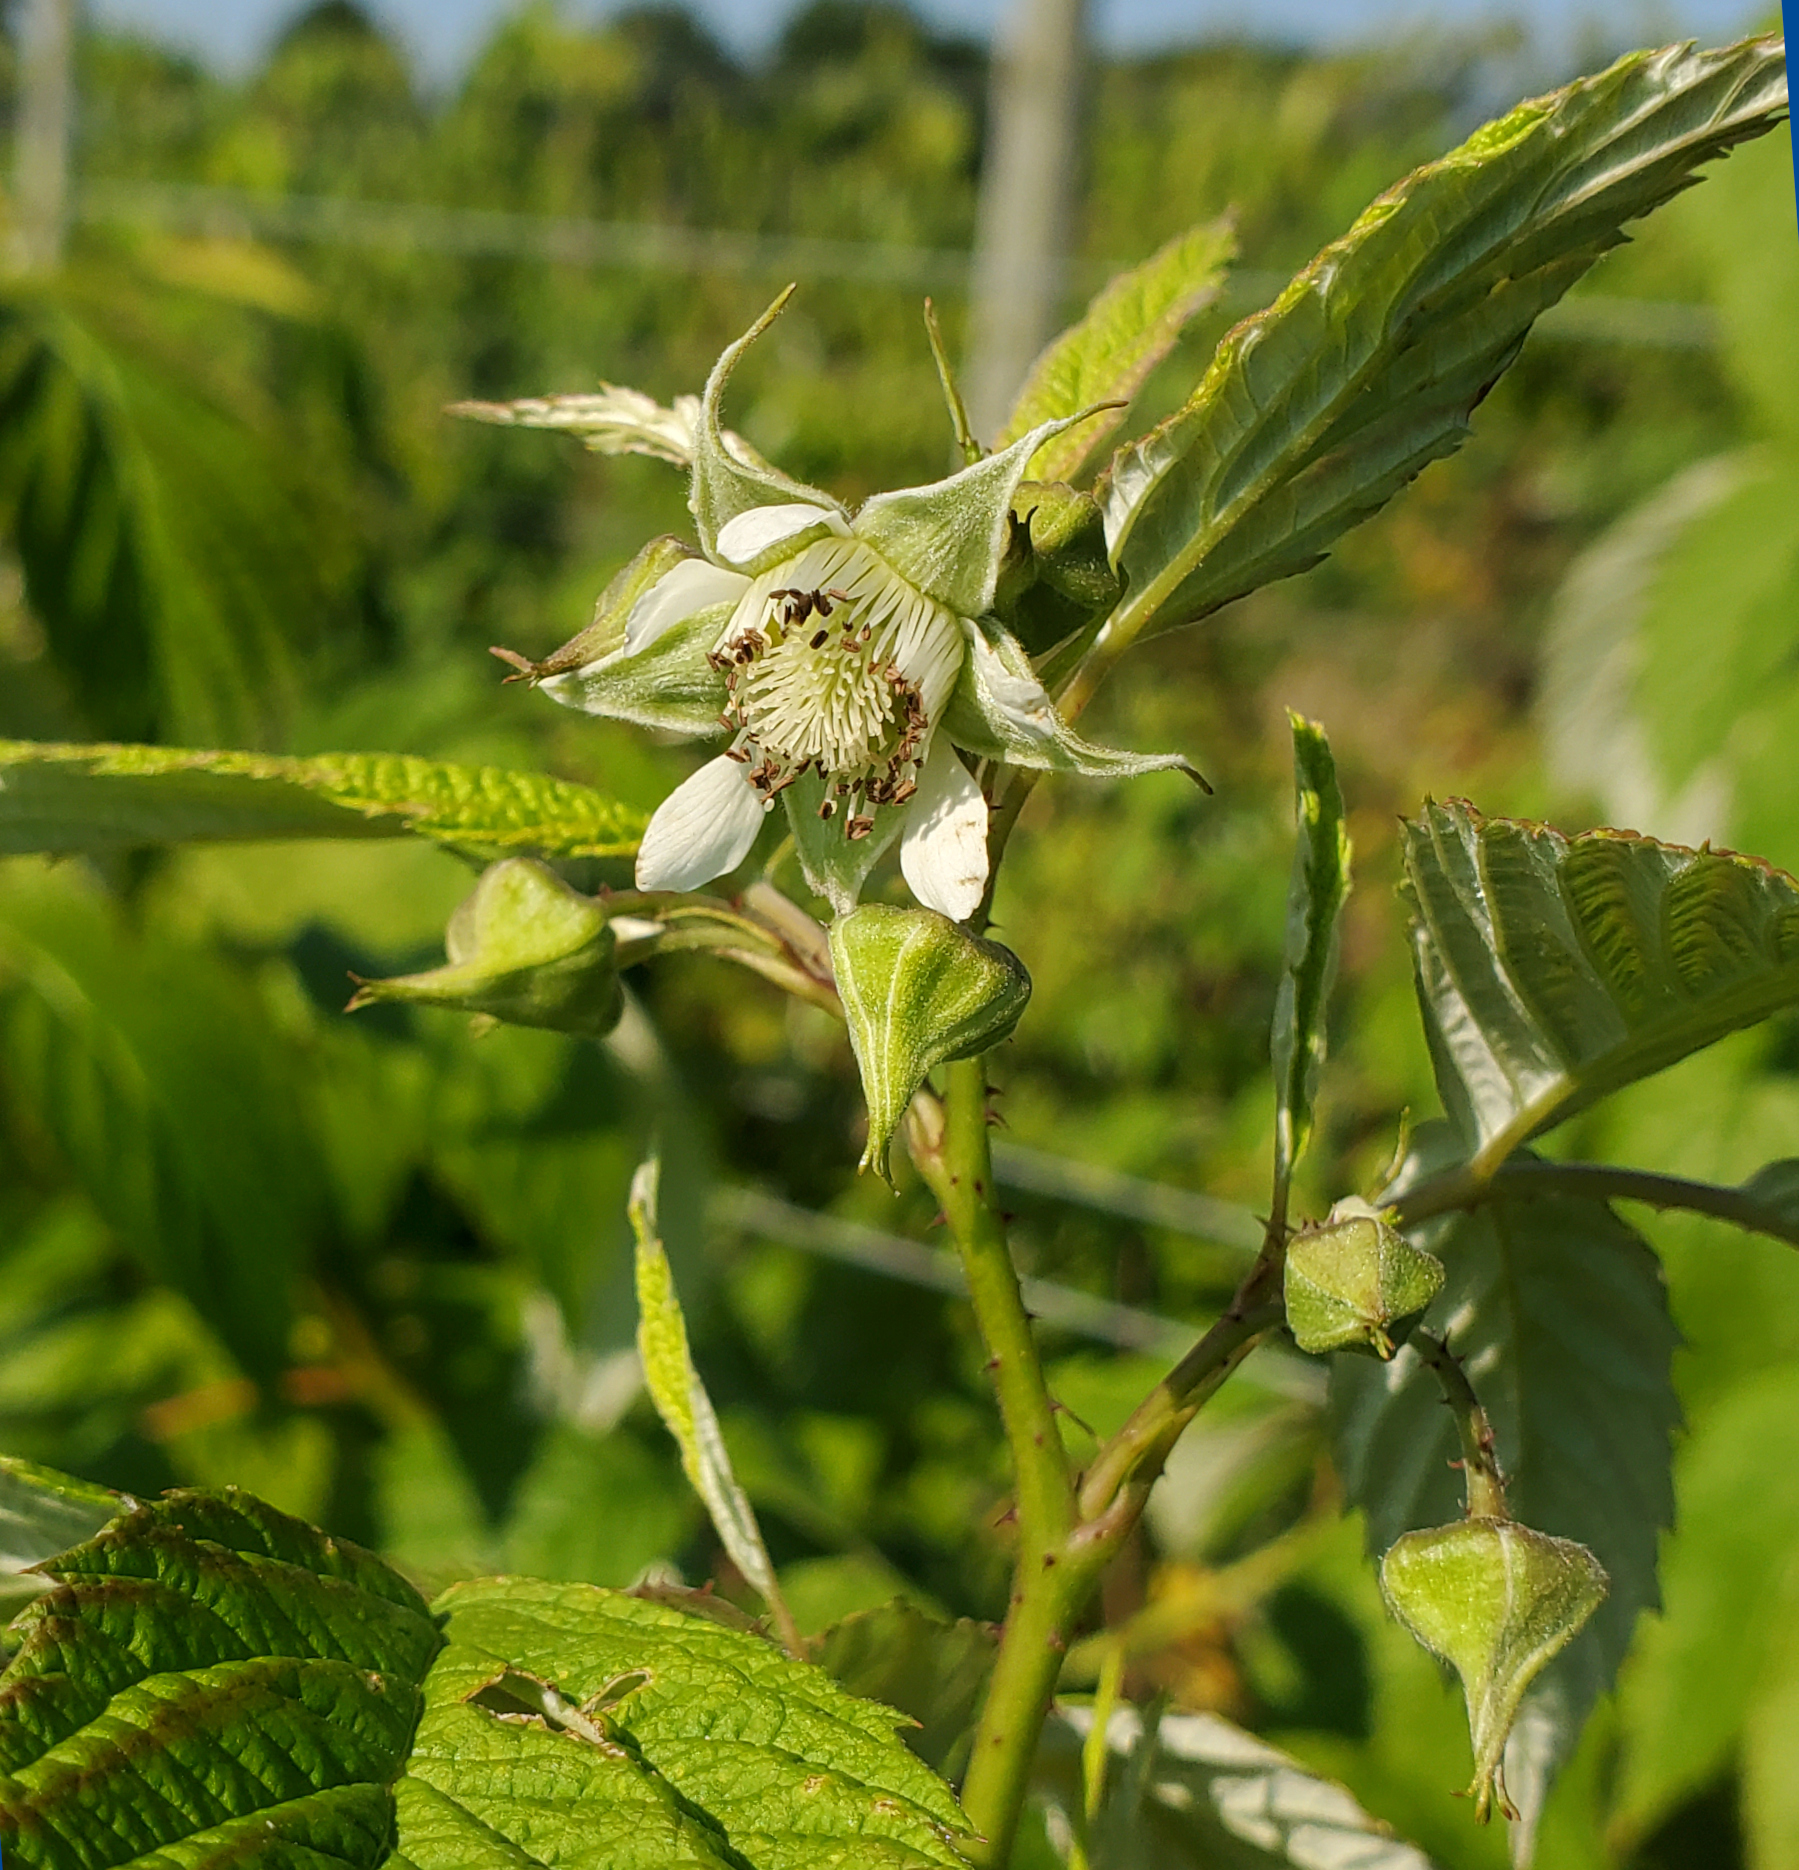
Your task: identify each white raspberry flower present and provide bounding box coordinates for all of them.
[503,293,1197,921]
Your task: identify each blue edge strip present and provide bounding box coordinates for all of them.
[1788,0,1798,238]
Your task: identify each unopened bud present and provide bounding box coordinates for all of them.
[1380,1518,1608,1823]
[348,858,621,1037]
[831,904,1030,1181]
[1284,1201,1444,1357]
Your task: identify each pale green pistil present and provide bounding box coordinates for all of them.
[711,539,961,839]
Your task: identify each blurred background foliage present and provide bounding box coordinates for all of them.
[0,3,1794,1865]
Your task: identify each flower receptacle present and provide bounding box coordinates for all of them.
[1380,1517,1608,1823]
[347,858,622,1039]
[1283,1204,1445,1357]
[830,903,1031,1182]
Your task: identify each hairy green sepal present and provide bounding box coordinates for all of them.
[1285,1206,1444,1358]
[349,856,622,1037]
[1380,1519,1608,1822]
[831,904,1031,1180]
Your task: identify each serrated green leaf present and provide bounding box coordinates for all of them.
[0,1486,439,1866]
[993,219,1236,484]
[393,1576,971,1869]
[1101,37,1789,644]
[0,740,646,861]
[0,1459,119,1577]
[1271,715,1350,1205]
[630,1158,784,1621]
[1404,801,1799,1178]
[1038,1705,1433,1868]
[1332,1125,1678,1799]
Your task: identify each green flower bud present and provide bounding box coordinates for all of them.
[830,903,1031,1181]
[348,857,621,1038]
[1380,1518,1608,1823]
[1283,1202,1444,1357]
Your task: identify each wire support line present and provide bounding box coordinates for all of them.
[75,178,1721,349]
[989,1139,1265,1253]
[708,1183,1323,1401]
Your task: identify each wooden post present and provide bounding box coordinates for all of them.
[963,0,1089,443]
[12,0,76,274]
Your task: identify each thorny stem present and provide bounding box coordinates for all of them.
[913,1071,1289,1864]
[1413,1329,1508,1521]
[912,1053,1075,1865]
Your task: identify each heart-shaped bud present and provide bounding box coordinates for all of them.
[830,903,1030,1181]
[1283,1202,1444,1357]
[348,858,621,1037]
[1380,1518,1608,1822]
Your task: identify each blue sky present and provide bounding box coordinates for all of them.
[88,0,1771,86]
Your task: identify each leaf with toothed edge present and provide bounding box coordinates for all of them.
[0,740,647,860]
[1404,799,1799,1179]
[1102,37,1790,642]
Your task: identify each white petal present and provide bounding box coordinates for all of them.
[715,501,846,569]
[635,754,767,893]
[966,620,1056,742]
[623,558,748,654]
[900,739,989,921]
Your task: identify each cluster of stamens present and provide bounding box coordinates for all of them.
[707,574,939,841]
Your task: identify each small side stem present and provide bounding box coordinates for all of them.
[1395,1157,1799,1252]
[1413,1329,1507,1520]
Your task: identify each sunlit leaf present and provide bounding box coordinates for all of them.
[1403,799,1799,1178]
[0,738,646,861]
[994,219,1235,483]
[393,1575,972,1869]
[0,1458,118,1576]
[1270,713,1350,1206]
[1040,1704,1434,1867]
[0,1487,440,1863]
[1102,36,1789,642]
[630,1157,786,1624]
[1613,1365,1799,1842]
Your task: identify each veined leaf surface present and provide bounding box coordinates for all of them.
[392,1576,972,1869]
[1404,799,1799,1177]
[0,1486,440,1867]
[994,219,1235,484]
[1101,37,1788,644]
[0,739,645,861]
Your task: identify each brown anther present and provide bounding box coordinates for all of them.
[725,747,751,763]
[847,815,876,841]
[809,629,828,649]
[818,799,837,820]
